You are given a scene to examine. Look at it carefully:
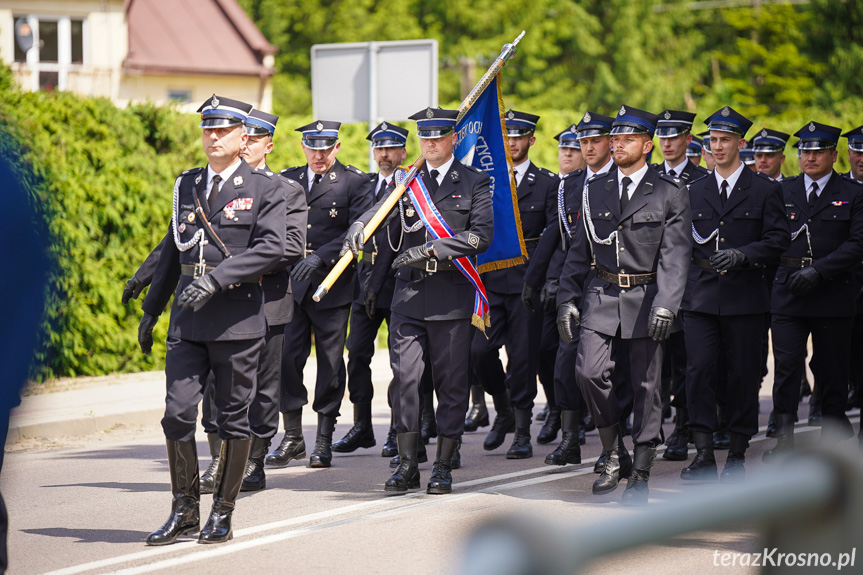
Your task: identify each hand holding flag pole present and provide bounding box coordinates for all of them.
[313,30,526,302]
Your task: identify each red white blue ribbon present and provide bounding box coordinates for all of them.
[403,170,490,332]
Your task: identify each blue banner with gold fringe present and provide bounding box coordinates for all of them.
[454,74,525,272]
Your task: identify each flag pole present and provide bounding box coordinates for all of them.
[313,30,526,302]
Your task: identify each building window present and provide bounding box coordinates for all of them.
[13,15,87,92]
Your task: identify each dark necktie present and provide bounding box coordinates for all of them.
[208,174,222,211]
[620,176,632,212]
[808,182,819,209]
[377,177,389,200]
[720,180,728,208]
[310,173,321,194]
[428,169,440,194]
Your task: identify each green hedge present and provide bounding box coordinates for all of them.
[2,80,858,382]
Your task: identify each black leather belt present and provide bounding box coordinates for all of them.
[692,257,713,270]
[264,266,287,276]
[408,258,458,273]
[181,264,260,284]
[596,267,657,287]
[523,237,541,249]
[780,256,814,269]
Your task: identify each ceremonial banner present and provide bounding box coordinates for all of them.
[454,73,525,272]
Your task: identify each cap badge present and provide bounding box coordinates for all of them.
[809,122,816,132]
[584,112,592,123]
[426,108,434,119]
[233,175,243,187]
[507,110,515,120]
[380,122,388,131]
[762,129,768,137]
[664,111,671,120]
[721,106,730,117]
[619,106,626,116]
[316,121,324,132]
[211,95,220,108]
[570,125,577,134]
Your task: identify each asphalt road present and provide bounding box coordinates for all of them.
[5,399,855,575]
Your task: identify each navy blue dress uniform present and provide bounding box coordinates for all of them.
[470,110,558,459]
[841,126,863,424]
[519,124,582,439]
[679,106,790,482]
[238,110,308,491]
[344,107,493,494]
[652,110,709,461]
[140,95,287,545]
[766,121,863,458]
[557,105,692,505]
[269,120,374,469]
[336,122,410,454]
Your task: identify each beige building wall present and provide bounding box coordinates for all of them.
[0,0,272,112]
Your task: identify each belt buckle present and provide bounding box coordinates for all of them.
[801,257,813,267]
[618,273,631,288]
[193,262,207,279]
[425,258,438,273]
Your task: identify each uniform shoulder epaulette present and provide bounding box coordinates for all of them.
[279,175,300,186]
[281,166,301,174]
[462,164,483,174]
[346,165,368,177]
[687,172,710,187]
[752,171,775,183]
[784,174,801,182]
[658,172,684,187]
[536,167,557,180]
[180,167,204,178]
[251,167,275,178]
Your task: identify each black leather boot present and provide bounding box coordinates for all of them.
[241,435,269,492]
[464,385,490,432]
[506,409,533,459]
[680,431,718,480]
[451,438,462,469]
[309,413,336,468]
[594,451,607,473]
[536,404,561,444]
[265,410,305,467]
[332,402,376,453]
[621,444,656,506]
[389,433,428,468]
[545,410,581,465]
[592,425,632,495]
[713,405,730,449]
[483,392,515,451]
[662,407,691,461]
[720,433,748,483]
[420,392,437,444]
[381,412,398,457]
[766,410,777,438]
[147,439,201,546]
[427,436,459,494]
[763,413,795,462]
[199,438,250,544]
[385,432,421,493]
[199,433,221,494]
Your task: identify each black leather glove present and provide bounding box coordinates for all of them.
[556,300,580,345]
[392,245,429,269]
[290,254,324,283]
[788,266,822,296]
[709,248,748,272]
[122,276,146,304]
[177,274,220,309]
[339,221,366,258]
[540,279,560,313]
[138,312,157,355]
[647,306,675,342]
[521,283,539,314]
[364,289,378,319]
